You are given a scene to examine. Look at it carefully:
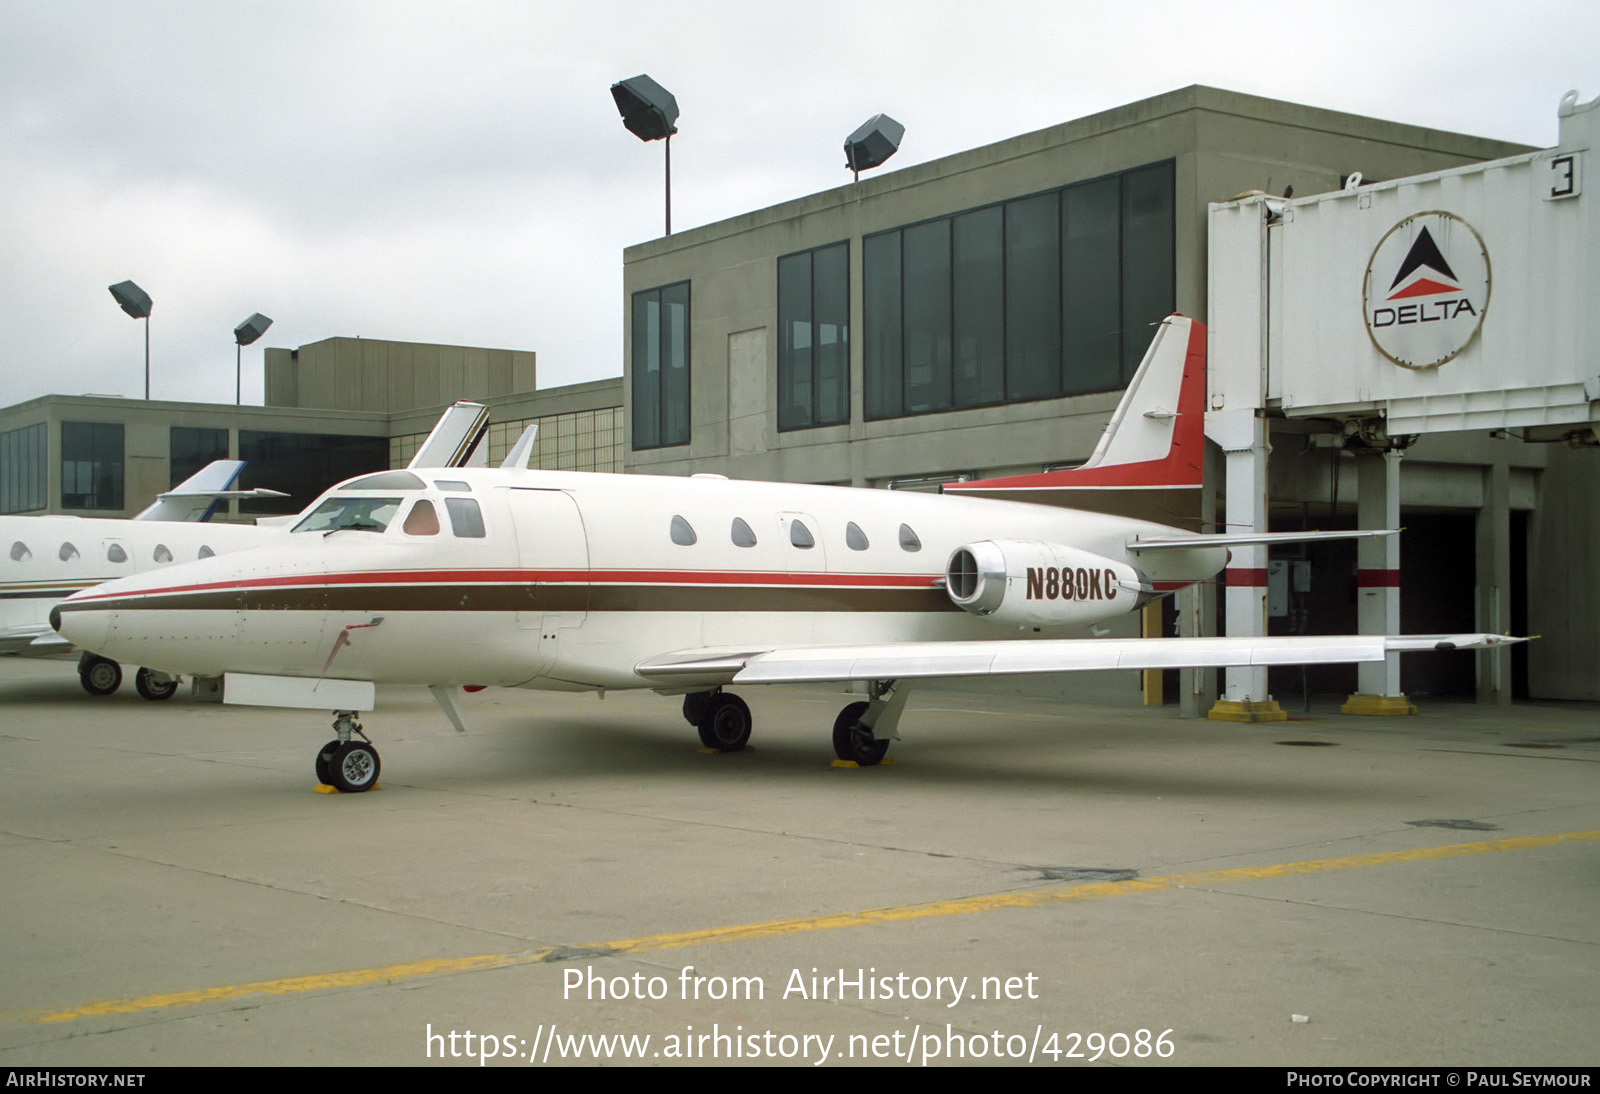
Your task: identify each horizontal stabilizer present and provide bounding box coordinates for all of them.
[1130,529,1396,551]
[637,634,1524,687]
[135,460,288,522]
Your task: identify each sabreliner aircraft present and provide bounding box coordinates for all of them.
[4,400,494,698]
[1,460,285,697]
[52,317,1521,791]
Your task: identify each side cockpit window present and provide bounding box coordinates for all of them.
[445,498,485,538]
[402,499,440,536]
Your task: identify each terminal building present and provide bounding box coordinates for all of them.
[3,86,1594,705]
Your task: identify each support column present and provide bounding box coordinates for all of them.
[1476,460,1513,705]
[1342,450,1414,715]
[1209,416,1284,722]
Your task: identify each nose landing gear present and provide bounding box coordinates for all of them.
[316,711,381,793]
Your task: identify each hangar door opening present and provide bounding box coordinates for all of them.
[1267,513,1503,702]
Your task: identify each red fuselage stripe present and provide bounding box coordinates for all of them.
[64,568,946,604]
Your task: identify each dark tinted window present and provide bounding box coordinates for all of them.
[632,282,691,449]
[863,160,1175,418]
[778,242,850,431]
[61,422,123,510]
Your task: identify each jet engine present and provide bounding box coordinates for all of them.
[945,540,1150,628]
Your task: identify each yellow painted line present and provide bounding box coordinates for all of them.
[7,828,1596,1026]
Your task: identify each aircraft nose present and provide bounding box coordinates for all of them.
[52,598,109,654]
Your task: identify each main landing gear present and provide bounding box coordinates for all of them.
[680,680,911,766]
[683,689,752,752]
[77,653,179,701]
[829,680,908,766]
[316,711,381,793]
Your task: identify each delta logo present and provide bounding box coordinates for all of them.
[1363,211,1490,370]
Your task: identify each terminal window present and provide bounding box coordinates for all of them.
[61,421,124,510]
[631,281,691,449]
[0,423,46,514]
[863,160,1174,420]
[778,241,850,431]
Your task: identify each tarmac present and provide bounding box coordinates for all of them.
[0,654,1596,1068]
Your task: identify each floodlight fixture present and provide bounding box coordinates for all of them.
[108,280,153,399]
[844,114,905,181]
[233,313,273,405]
[611,74,679,235]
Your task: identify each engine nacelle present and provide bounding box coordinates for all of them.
[945,540,1148,629]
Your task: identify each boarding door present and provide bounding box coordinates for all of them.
[505,487,590,681]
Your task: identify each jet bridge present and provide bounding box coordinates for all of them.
[1205,91,1598,717]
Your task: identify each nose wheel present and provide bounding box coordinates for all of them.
[316,712,381,792]
[78,654,122,696]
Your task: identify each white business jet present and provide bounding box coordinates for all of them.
[5,400,492,698]
[52,317,1520,790]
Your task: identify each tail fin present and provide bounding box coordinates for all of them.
[944,314,1205,525]
[408,400,491,469]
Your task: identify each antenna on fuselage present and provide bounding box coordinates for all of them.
[500,424,539,470]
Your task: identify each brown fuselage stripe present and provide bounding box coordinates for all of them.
[57,584,966,615]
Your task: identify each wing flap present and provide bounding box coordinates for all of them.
[638,634,1523,687]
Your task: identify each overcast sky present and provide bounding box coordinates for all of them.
[2,0,1595,407]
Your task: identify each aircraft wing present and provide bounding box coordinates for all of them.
[636,633,1524,687]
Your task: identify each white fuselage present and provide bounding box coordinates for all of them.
[54,467,1226,690]
[1,515,276,655]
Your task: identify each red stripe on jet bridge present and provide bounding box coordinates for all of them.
[1224,568,1270,587]
[63,568,944,604]
[1357,569,1402,588]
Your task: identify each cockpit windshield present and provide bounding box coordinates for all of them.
[292,496,403,534]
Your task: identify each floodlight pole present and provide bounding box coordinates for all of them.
[236,344,242,405]
[143,317,150,400]
[665,133,672,236]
